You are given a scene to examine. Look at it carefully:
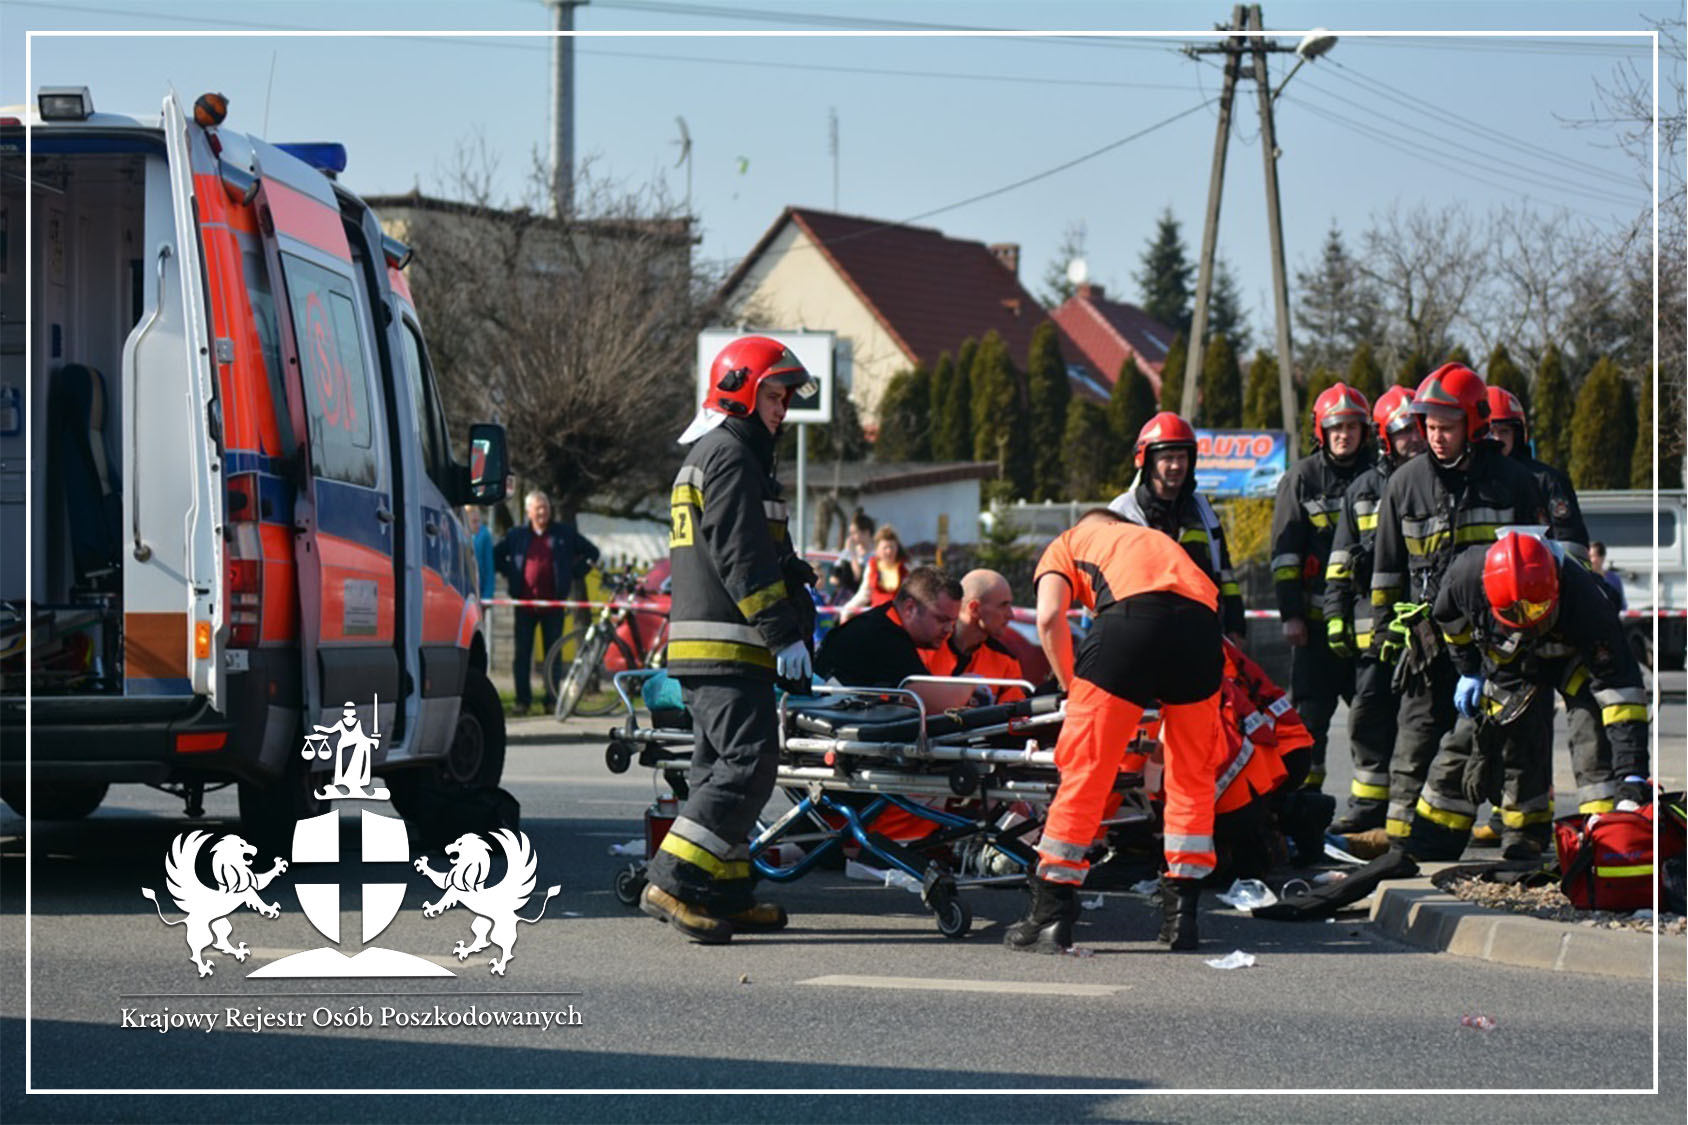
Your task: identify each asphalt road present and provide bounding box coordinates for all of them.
[3,689,1685,1123]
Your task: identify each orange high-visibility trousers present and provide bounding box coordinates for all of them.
[1037,678,1225,884]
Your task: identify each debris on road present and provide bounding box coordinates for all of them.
[1460,1014,1497,1031]
[608,839,644,856]
[1216,879,1277,911]
[1204,950,1258,969]
[1445,876,1686,935]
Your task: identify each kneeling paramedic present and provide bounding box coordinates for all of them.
[642,336,819,944]
[1014,509,1226,954]
[1409,531,1653,860]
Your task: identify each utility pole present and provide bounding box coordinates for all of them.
[1181,5,1333,453]
[1247,5,1300,452]
[1181,4,1247,424]
[547,1,589,218]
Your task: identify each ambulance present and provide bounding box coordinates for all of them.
[0,87,510,844]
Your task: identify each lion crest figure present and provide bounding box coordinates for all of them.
[414,830,560,975]
[141,831,288,977]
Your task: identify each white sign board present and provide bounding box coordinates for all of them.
[696,328,835,425]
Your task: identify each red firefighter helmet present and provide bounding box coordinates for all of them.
[1411,363,1489,440]
[1482,531,1560,630]
[1133,411,1198,469]
[1372,385,1417,447]
[703,335,815,418]
[1485,385,1528,444]
[1312,382,1371,446]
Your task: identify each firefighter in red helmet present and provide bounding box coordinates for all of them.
[1367,363,1547,846]
[1323,386,1425,833]
[642,335,820,943]
[1109,412,1246,643]
[1409,531,1653,859]
[1268,382,1375,793]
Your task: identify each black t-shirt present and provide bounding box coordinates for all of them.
[815,603,928,688]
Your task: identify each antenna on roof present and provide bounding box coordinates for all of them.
[262,50,277,137]
[672,115,692,214]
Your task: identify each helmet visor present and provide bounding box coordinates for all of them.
[1493,595,1555,630]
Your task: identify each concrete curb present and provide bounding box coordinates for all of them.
[504,715,614,746]
[1370,874,1686,981]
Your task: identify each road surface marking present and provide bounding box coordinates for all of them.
[797,974,1125,997]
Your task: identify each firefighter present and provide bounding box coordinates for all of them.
[1368,363,1548,845]
[1013,509,1227,954]
[1109,412,1247,643]
[642,335,819,944]
[1324,386,1424,833]
[1269,383,1375,791]
[1486,386,1590,562]
[1409,531,1652,859]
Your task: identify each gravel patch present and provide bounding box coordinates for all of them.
[1446,876,1687,935]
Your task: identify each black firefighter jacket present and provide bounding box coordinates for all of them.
[1269,446,1375,624]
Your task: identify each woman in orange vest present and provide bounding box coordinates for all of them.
[839,524,909,621]
[1011,509,1227,954]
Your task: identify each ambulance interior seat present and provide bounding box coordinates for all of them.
[49,363,122,592]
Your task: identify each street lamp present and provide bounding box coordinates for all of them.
[1273,27,1338,100]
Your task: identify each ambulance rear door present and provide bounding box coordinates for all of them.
[251,145,399,737]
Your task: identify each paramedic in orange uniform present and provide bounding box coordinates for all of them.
[920,569,1028,703]
[1008,509,1226,954]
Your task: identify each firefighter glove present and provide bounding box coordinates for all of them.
[774,640,812,685]
[1326,616,1355,660]
[1454,674,1484,719]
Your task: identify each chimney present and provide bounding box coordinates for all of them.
[989,242,1020,276]
[1077,281,1104,301]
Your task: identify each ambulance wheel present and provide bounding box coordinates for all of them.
[605,741,632,774]
[613,863,647,907]
[2,780,108,820]
[934,896,972,940]
[947,762,980,797]
[442,671,507,788]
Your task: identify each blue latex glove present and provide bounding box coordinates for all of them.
[1453,674,1484,719]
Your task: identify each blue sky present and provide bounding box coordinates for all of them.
[2,1,1674,346]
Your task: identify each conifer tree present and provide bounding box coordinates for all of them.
[1484,343,1529,415]
[1136,207,1193,335]
[1025,322,1073,500]
[1570,357,1636,489]
[943,337,977,461]
[1108,355,1160,491]
[1243,350,1282,428]
[1200,333,1243,429]
[1159,333,1188,412]
[1395,348,1429,388]
[1346,339,1384,402]
[873,366,932,462]
[1531,344,1573,468]
[927,352,958,459]
[1442,344,1474,369]
[1631,371,1653,488]
[1209,258,1252,353]
[1063,397,1117,500]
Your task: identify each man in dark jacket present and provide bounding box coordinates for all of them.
[641,336,818,945]
[816,566,962,688]
[1269,383,1375,791]
[494,490,599,713]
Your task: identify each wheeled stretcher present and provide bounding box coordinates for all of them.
[602,670,1157,938]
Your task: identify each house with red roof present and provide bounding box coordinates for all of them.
[718,206,1087,428]
[1048,282,1177,399]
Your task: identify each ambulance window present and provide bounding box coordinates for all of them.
[281,252,377,487]
[399,319,447,491]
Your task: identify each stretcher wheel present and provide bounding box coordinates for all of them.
[947,762,980,797]
[613,862,647,907]
[605,741,633,774]
[933,896,972,940]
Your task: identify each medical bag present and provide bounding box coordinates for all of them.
[1554,798,1685,912]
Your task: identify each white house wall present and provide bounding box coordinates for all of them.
[722,222,912,427]
[808,479,983,551]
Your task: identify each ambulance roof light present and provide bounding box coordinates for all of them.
[38,86,93,121]
[275,142,347,178]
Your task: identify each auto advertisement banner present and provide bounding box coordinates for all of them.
[1194,429,1289,498]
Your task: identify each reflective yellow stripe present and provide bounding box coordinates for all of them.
[1180,527,1210,545]
[1327,562,1350,580]
[1404,531,1453,556]
[1454,523,1500,546]
[1500,806,1554,827]
[667,639,775,669]
[1578,799,1616,814]
[1603,703,1649,726]
[1443,627,1472,645]
[671,484,704,509]
[1221,582,1241,597]
[1356,631,1373,648]
[1595,864,1653,878]
[1415,798,1474,830]
[1385,818,1414,838]
[1357,513,1378,532]
[1564,666,1589,697]
[1351,779,1390,800]
[1371,588,1397,607]
[736,580,788,619]
[1309,511,1338,529]
[1274,566,1301,582]
[658,833,752,879]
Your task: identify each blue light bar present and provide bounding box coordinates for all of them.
[275,142,347,177]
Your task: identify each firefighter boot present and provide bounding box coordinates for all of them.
[1004,877,1078,954]
[640,883,733,944]
[721,901,789,933]
[1157,876,1202,952]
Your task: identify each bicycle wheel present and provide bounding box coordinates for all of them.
[547,628,638,719]
[574,633,640,717]
[543,627,591,706]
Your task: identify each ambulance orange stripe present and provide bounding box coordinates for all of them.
[125,613,189,679]
[263,178,352,262]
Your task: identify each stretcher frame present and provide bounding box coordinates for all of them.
[602,670,1157,938]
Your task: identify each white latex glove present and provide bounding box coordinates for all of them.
[774,640,812,684]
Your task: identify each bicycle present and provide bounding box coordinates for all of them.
[543,567,670,720]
